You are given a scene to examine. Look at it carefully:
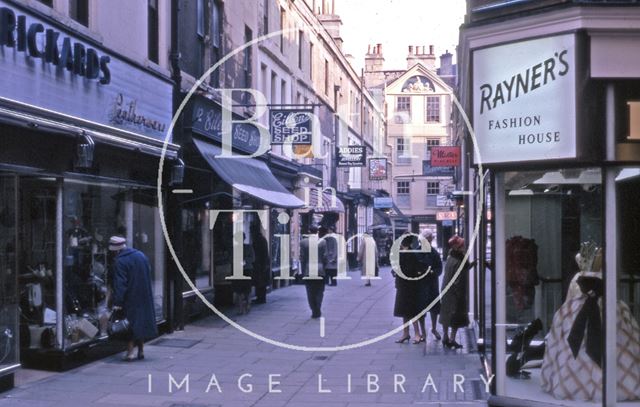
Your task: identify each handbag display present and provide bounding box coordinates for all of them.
[107,310,131,340]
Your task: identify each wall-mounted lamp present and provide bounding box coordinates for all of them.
[74,132,95,169]
[170,158,185,186]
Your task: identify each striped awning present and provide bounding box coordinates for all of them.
[313,191,345,213]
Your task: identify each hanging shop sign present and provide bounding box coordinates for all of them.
[423,160,454,176]
[431,146,461,167]
[368,157,388,180]
[336,146,366,167]
[0,2,172,141]
[269,109,313,145]
[436,194,451,207]
[436,211,458,221]
[187,95,262,155]
[473,33,577,164]
[373,197,393,209]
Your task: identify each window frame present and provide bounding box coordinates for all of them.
[425,95,441,123]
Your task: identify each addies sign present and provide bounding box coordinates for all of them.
[473,34,577,164]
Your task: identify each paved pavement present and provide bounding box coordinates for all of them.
[1,267,489,406]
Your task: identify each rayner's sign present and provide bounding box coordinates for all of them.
[473,34,577,164]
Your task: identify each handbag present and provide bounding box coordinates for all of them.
[107,310,131,340]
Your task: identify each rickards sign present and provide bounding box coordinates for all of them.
[472,33,577,164]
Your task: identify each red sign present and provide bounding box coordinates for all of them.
[431,146,461,167]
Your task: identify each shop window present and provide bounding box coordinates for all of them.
[262,0,269,36]
[0,175,19,371]
[425,95,440,123]
[615,167,640,403]
[397,181,410,208]
[497,168,603,404]
[182,208,212,291]
[69,0,89,27]
[298,30,304,69]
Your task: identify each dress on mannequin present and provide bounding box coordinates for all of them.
[540,243,640,401]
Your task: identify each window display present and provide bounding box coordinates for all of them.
[0,175,19,374]
[498,168,608,405]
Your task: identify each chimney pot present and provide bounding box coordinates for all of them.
[408,45,413,54]
[377,43,382,54]
[415,45,419,55]
[429,45,434,54]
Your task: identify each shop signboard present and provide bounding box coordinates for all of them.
[373,197,393,209]
[368,157,388,180]
[473,33,577,164]
[187,96,263,155]
[336,146,366,167]
[436,194,451,207]
[431,146,461,167]
[0,1,172,142]
[269,109,313,145]
[423,160,454,176]
[436,211,458,221]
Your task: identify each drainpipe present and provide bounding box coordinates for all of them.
[168,0,184,332]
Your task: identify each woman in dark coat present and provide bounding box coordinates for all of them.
[111,236,158,361]
[439,235,473,349]
[394,235,428,343]
[420,232,443,341]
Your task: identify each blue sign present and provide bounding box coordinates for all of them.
[443,220,454,227]
[187,96,263,155]
[422,160,455,176]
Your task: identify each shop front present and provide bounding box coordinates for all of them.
[0,1,178,385]
[175,95,304,314]
[464,20,640,406]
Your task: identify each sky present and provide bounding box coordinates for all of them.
[337,0,467,72]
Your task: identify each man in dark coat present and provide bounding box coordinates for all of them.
[110,236,158,361]
[251,223,270,304]
[300,225,327,318]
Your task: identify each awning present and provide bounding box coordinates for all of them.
[193,138,304,208]
[0,97,179,159]
[313,191,346,213]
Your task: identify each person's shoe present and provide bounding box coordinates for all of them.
[395,336,410,343]
[412,335,424,344]
[123,352,136,362]
[449,340,463,349]
[431,329,441,341]
[311,313,321,319]
[137,351,144,360]
[364,281,371,286]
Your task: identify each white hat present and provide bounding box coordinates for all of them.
[108,236,127,251]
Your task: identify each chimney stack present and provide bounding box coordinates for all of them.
[407,44,436,69]
[364,42,386,88]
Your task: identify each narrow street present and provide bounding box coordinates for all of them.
[0,268,488,407]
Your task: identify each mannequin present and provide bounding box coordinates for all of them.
[540,242,640,401]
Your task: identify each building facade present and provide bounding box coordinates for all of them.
[0,0,178,388]
[458,1,640,405]
[364,44,457,249]
[168,0,386,322]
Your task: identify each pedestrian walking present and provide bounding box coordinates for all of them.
[110,236,158,362]
[393,235,427,344]
[358,233,378,286]
[300,225,327,318]
[420,232,443,341]
[251,223,270,305]
[319,226,338,286]
[232,233,254,315]
[440,235,474,349]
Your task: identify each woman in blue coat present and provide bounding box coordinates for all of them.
[110,236,158,361]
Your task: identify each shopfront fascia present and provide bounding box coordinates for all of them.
[0,1,178,377]
[177,95,304,310]
[469,28,640,406]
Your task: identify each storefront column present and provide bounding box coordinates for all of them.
[125,195,134,245]
[603,83,617,407]
[494,172,506,395]
[55,180,63,349]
